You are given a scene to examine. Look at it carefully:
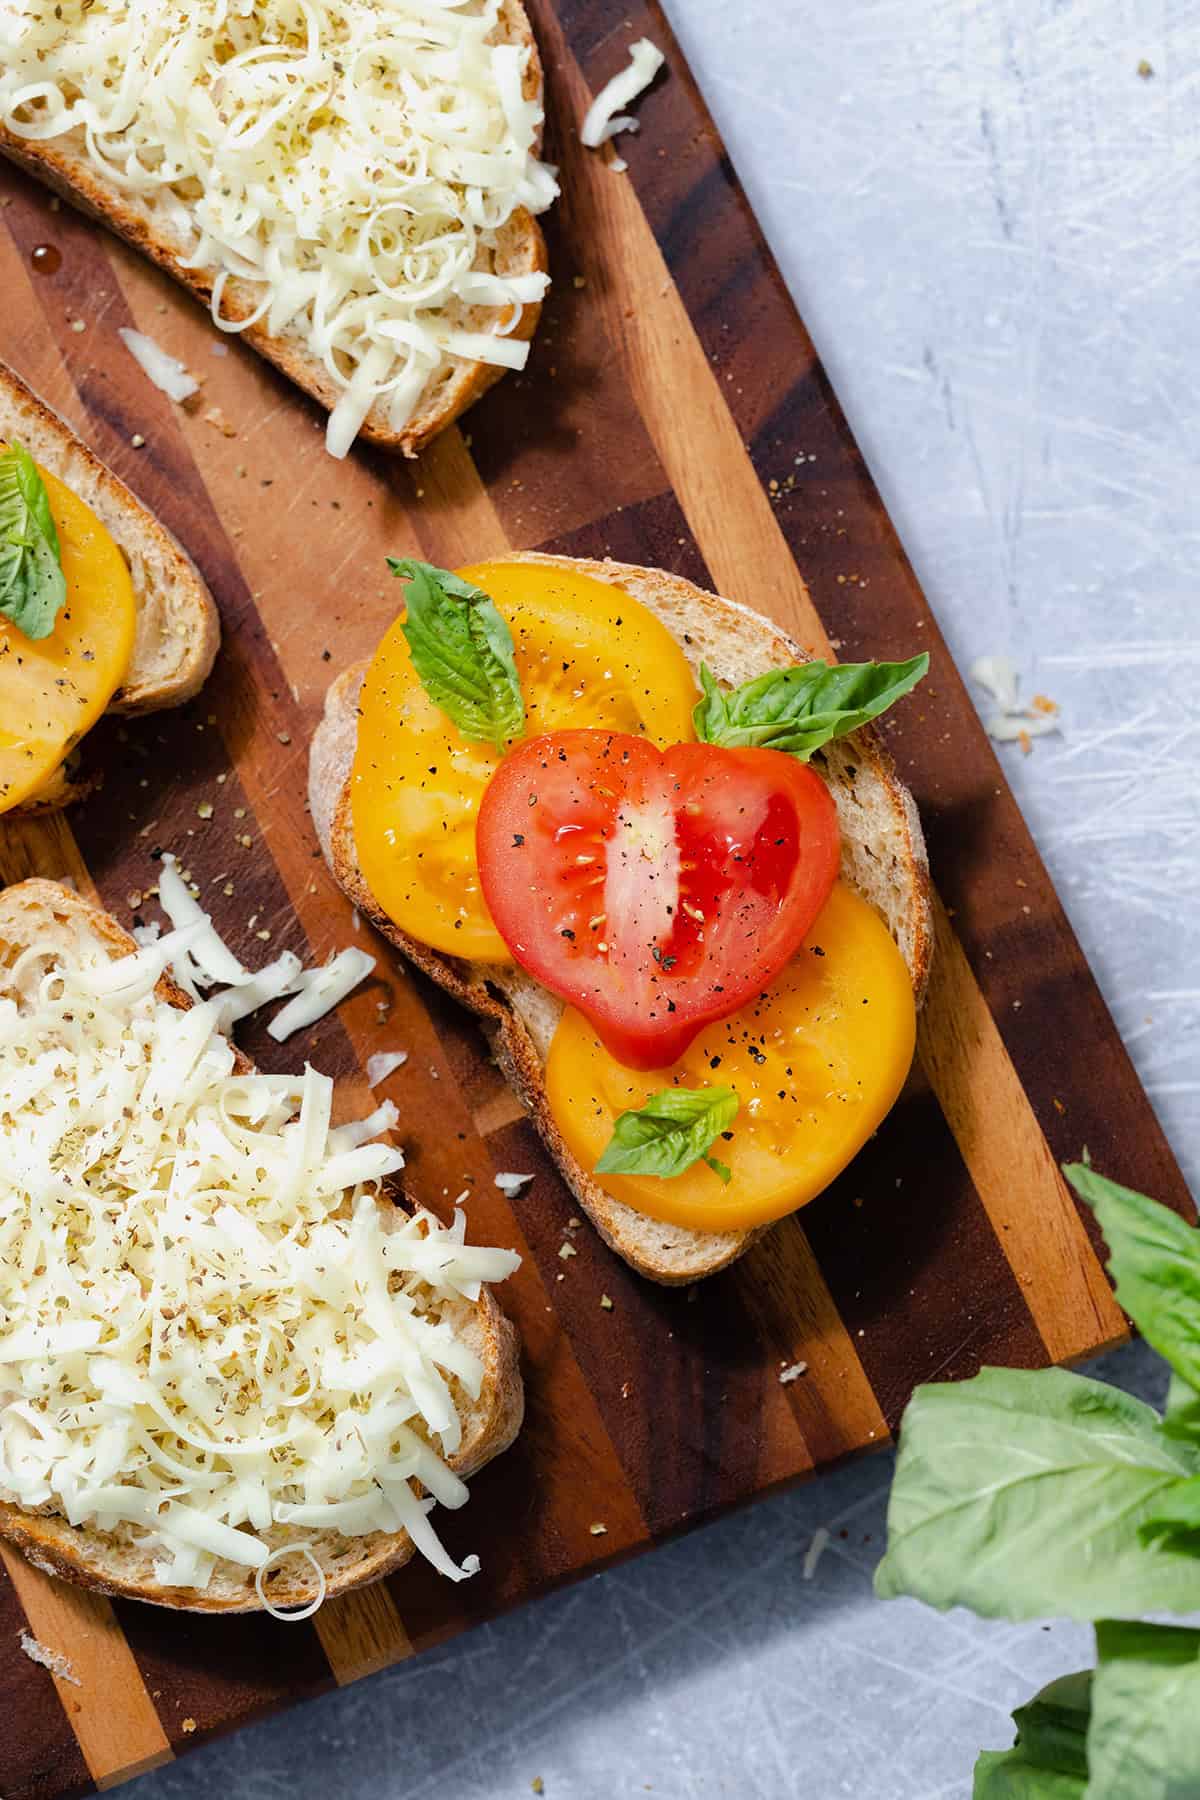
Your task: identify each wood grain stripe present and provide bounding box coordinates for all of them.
[2,1551,172,1789]
[314,1585,413,1684]
[534,7,830,658]
[920,897,1126,1360]
[0,1556,94,1800]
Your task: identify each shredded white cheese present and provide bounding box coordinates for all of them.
[117,328,199,404]
[0,933,520,1597]
[268,948,376,1041]
[580,38,664,150]
[366,1051,408,1087]
[969,655,1019,716]
[494,1171,534,1198]
[802,1526,830,1580]
[0,0,557,457]
[984,713,1059,744]
[969,656,1061,749]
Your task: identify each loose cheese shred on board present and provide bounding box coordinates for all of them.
[0,932,520,1598]
[267,947,376,1040]
[366,1051,408,1086]
[494,1171,534,1198]
[116,328,199,403]
[0,0,558,457]
[580,37,665,149]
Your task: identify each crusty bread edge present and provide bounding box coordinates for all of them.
[0,878,523,1613]
[0,358,219,714]
[0,0,548,459]
[310,553,934,1286]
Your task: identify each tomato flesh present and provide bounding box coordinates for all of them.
[476,729,841,1069]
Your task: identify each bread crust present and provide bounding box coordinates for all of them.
[0,359,221,813]
[0,0,547,458]
[0,878,523,1612]
[309,553,934,1285]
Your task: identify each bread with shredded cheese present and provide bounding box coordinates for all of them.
[0,878,522,1612]
[0,359,220,811]
[310,554,933,1285]
[0,0,552,459]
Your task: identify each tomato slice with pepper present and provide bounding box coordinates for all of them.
[475,729,841,1069]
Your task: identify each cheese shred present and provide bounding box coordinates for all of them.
[0,0,558,457]
[0,930,520,1602]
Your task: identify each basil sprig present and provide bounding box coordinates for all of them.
[388,558,524,751]
[973,1672,1092,1796]
[693,654,929,760]
[595,1085,738,1183]
[0,440,66,640]
[878,1165,1200,1797]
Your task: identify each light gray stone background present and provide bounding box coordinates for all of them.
[130,2,1199,1795]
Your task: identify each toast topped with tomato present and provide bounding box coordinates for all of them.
[310,553,933,1284]
[0,360,219,816]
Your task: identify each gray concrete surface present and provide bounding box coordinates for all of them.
[130,2,1199,1795]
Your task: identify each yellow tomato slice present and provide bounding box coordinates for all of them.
[545,881,916,1231]
[351,559,699,961]
[0,458,137,815]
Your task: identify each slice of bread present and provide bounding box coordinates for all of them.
[0,877,523,1613]
[309,553,933,1285]
[0,359,220,811]
[0,0,547,459]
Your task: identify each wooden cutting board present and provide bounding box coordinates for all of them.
[0,3,1190,1794]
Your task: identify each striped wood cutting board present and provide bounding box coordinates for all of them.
[0,2,1190,1793]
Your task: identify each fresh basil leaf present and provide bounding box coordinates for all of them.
[595,1085,738,1182]
[974,1672,1092,1797]
[692,653,928,760]
[388,557,524,751]
[1087,1620,1200,1798]
[974,1754,1086,1798]
[1065,1163,1200,1390]
[875,1366,1200,1621]
[1161,1372,1200,1447]
[1139,1473,1200,1546]
[0,439,66,641]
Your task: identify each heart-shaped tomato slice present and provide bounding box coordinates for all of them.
[476,729,841,1069]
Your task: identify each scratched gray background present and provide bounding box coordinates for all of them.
[128,2,1199,1796]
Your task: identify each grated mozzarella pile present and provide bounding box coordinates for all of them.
[0,931,520,1599]
[0,0,557,457]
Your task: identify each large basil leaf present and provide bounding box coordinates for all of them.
[1066,1163,1200,1390]
[692,653,928,760]
[874,1366,1200,1620]
[387,558,524,750]
[1086,1621,1200,1798]
[0,439,66,640]
[974,1757,1086,1798]
[974,1672,1092,1797]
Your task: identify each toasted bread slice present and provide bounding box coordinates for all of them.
[0,877,523,1613]
[0,0,547,458]
[0,360,220,812]
[310,553,933,1285]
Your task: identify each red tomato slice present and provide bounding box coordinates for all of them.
[476,729,841,1069]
